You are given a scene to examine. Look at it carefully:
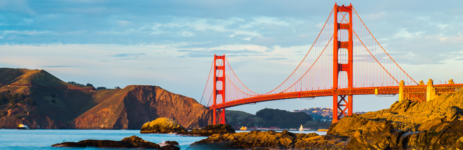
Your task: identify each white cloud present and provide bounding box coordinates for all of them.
[180,31,194,37]
[393,28,424,39]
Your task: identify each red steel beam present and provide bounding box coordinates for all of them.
[209,84,463,110]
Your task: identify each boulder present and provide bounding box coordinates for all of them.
[189,130,324,149]
[187,124,235,136]
[51,135,179,150]
[140,117,188,134]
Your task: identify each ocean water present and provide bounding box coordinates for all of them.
[0,129,326,150]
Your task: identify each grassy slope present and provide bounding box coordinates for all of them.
[226,110,332,129]
[226,110,265,128]
[0,68,101,127]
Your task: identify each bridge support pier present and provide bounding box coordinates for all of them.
[333,94,353,123]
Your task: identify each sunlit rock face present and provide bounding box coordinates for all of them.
[140,117,188,134]
[190,90,463,149]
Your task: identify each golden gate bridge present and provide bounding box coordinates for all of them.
[200,3,463,124]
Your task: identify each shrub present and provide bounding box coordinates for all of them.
[51,99,56,103]
[18,101,25,105]
[31,100,36,106]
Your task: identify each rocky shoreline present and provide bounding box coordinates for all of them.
[54,89,463,149]
[52,135,180,150]
[140,117,235,136]
[188,90,463,149]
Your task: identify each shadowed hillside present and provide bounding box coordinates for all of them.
[0,68,213,129]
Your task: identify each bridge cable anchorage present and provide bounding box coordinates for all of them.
[200,59,214,105]
[353,8,417,85]
[262,7,335,95]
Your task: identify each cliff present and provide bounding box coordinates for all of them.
[0,68,212,129]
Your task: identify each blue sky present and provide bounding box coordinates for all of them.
[2,0,463,114]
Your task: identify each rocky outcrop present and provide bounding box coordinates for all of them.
[189,130,340,149]
[141,118,235,136]
[140,117,188,134]
[187,124,235,136]
[327,90,463,149]
[191,90,463,149]
[51,135,179,150]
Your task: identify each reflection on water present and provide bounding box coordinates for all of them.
[0,129,325,150]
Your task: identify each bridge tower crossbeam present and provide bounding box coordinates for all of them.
[212,55,226,125]
[333,3,353,123]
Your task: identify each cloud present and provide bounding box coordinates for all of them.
[178,49,261,58]
[39,66,77,67]
[112,53,146,58]
[393,28,425,39]
[264,57,287,60]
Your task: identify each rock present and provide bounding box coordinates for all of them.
[121,135,148,142]
[327,90,463,149]
[51,135,179,150]
[140,117,188,134]
[189,130,322,149]
[164,141,179,146]
[187,124,235,136]
[190,90,463,149]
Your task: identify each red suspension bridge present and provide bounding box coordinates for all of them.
[200,4,463,124]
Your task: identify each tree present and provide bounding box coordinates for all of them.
[30,99,36,106]
[13,93,19,102]
[86,83,94,87]
[19,94,25,101]
[0,94,4,105]
[9,98,16,105]
[256,108,313,128]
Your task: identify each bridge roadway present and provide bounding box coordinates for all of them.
[209,83,463,109]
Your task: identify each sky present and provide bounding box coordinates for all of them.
[1,0,463,114]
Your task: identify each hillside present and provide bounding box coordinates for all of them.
[0,68,212,129]
[72,85,213,129]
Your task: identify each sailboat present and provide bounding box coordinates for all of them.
[299,124,304,131]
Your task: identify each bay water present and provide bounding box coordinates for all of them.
[0,129,326,150]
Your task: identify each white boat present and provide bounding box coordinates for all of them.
[299,124,304,131]
[17,124,29,129]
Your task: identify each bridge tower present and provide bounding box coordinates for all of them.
[332,3,353,123]
[212,54,226,125]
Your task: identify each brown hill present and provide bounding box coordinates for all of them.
[72,85,213,129]
[0,68,212,129]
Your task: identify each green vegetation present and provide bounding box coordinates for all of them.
[226,110,265,127]
[227,108,318,129]
[0,90,27,106]
[256,108,313,128]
